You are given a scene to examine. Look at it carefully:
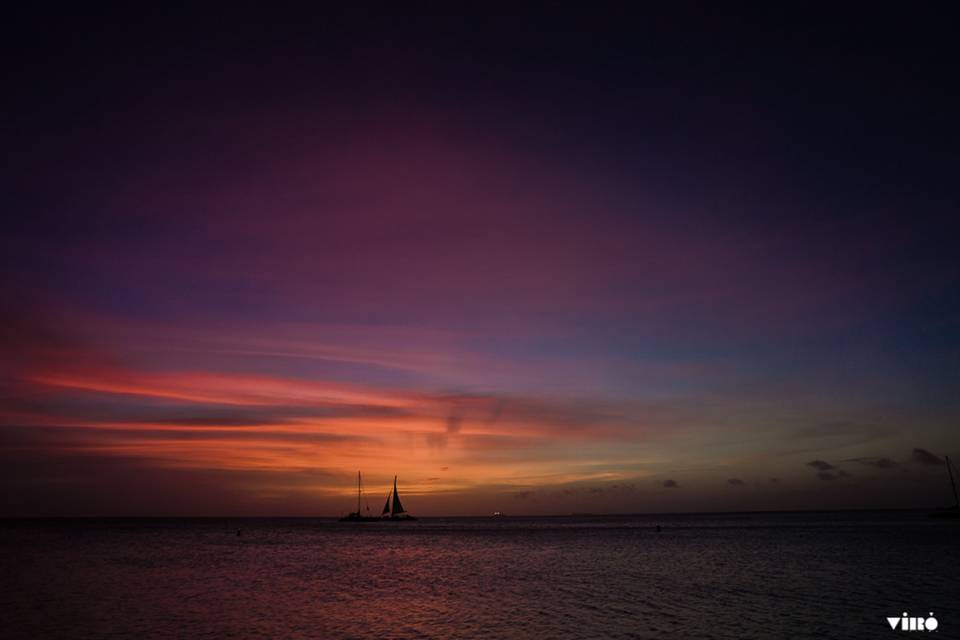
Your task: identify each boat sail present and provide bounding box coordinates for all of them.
[341,473,416,521]
[382,475,416,520]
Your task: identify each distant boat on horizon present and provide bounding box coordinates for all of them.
[339,472,416,522]
[929,455,959,519]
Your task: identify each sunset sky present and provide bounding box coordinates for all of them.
[2,5,958,516]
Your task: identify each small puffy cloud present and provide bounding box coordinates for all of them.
[912,448,943,465]
[663,479,679,488]
[807,460,834,471]
[818,470,851,481]
[727,478,744,486]
[848,457,897,469]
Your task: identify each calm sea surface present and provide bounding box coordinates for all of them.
[1,512,956,639]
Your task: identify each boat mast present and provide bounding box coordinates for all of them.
[357,471,362,515]
[947,456,959,509]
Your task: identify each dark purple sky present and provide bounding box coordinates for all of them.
[1,5,958,515]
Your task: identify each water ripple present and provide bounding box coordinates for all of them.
[0,512,956,639]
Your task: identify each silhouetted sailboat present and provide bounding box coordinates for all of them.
[381,475,416,520]
[339,471,380,522]
[929,455,959,519]
[339,472,416,521]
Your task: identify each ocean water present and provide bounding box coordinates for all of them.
[1,511,956,639]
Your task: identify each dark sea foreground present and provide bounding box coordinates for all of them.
[0,511,956,639]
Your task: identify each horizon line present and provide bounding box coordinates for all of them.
[0,506,939,521]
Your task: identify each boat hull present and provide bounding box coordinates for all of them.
[338,514,417,522]
[338,513,382,522]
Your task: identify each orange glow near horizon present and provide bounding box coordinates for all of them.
[6,357,665,511]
